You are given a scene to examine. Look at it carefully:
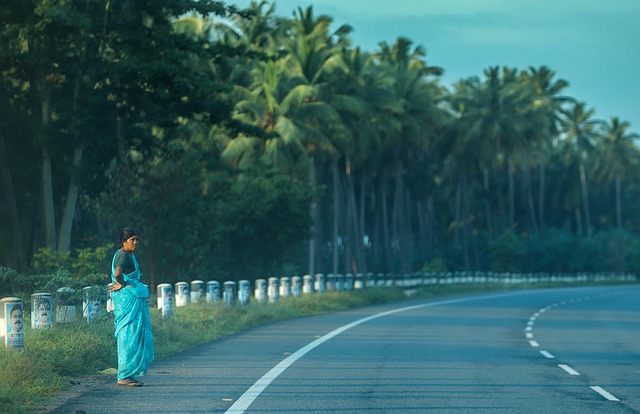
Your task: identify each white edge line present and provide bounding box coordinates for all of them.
[224,291,529,414]
[590,386,620,401]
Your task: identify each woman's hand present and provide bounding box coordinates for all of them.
[109,282,124,293]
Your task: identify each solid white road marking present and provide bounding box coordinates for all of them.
[539,350,555,359]
[590,386,620,401]
[223,291,529,414]
[558,364,580,376]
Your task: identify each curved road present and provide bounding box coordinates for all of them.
[49,285,640,413]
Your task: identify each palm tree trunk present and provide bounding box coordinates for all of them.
[332,154,340,275]
[522,152,538,234]
[394,157,411,272]
[416,201,427,261]
[483,167,493,237]
[615,173,622,228]
[537,158,546,228]
[508,156,515,229]
[372,191,382,270]
[427,196,435,254]
[381,178,392,272]
[454,175,462,246]
[461,170,471,270]
[359,172,367,274]
[492,155,505,232]
[308,156,318,276]
[578,160,592,236]
[345,157,364,274]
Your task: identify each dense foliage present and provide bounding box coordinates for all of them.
[1,0,640,296]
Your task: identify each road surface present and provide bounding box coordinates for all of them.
[48,285,640,413]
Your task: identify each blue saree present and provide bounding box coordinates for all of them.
[111,250,155,380]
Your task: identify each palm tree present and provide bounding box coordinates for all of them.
[282,6,353,275]
[458,66,534,239]
[228,0,282,53]
[374,37,444,272]
[228,59,336,177]
[592,117,640,228]
[441,78,495,250]
[520,66,571,230]
[323,46,392,275]
[227,7,348,275]
[561,102,600,236]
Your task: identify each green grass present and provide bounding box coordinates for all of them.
[1,280,636,413]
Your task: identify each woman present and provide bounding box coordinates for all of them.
[110,227,154,387]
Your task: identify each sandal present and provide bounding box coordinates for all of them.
[117,378,143,387]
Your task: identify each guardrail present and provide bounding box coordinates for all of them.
[0,271,636,349]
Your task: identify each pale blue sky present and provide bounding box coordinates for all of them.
[230,0,639,132]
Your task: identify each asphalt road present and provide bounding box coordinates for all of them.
[48,285,640,414]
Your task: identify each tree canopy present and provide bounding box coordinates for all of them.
[2,0,640,294]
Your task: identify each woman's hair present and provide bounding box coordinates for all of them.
[120,227,140,243]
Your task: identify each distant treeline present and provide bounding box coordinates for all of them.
[1,0,639,293]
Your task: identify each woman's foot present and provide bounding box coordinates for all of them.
[117,378,143,387]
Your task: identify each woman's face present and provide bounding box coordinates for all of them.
[122,235,140,252]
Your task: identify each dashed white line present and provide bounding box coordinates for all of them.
[526,292,630,403]
[558,364,580,376]
[539,350,555,359]
[591,386,620,401]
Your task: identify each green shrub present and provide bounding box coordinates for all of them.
[489,230,525,273]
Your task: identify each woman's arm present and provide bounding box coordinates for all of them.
[110,266,126,292]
